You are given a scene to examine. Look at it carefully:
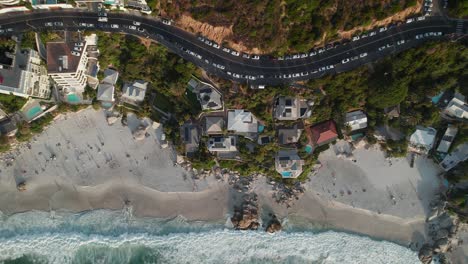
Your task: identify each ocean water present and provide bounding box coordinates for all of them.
[0,210,421,264]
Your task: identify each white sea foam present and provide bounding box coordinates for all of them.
[0,210,421,264]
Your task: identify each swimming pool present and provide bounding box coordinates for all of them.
[67,94,80,103]
[431,92,444,104]
[305,145,313,154]
[26,106,42,120]
[281,171,292,178]
[258,125,265,133]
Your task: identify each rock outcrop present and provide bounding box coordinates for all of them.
[231,193,260,230]
[16,181,26,191]
[418,244,433,264]
[266,214,282,233]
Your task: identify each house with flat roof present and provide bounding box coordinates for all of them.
[47,41,89,95]
[310,120,338,146]
[277,122,304,145]
[227,109,259,139]
[344,110,367,131]
[180,121,199,156]
[97,68,118,104]
[440,143,468,171]
[188,78,223,111]
[274,96,311,121]
[0,42,51,99]
[0,117,17,137]
[121,80,148,105]
[437,125,458,153]
[408,127,437,154]
[444,93,468,119]
[204,116,224,135]
[207,135,237,153]
[275,149,304,179]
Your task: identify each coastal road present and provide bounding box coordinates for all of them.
[0,10,466,85]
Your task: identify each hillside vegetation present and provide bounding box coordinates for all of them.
[160,0,417,53]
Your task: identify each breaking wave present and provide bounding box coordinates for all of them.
[0,210,420,264]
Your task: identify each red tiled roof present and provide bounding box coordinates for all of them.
[310,120,338,145]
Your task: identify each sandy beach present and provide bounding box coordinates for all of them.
[0,107,446,247]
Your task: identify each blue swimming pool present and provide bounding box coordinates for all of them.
[258,125,265,133]
[67,94,80,103]
[305,145,313,154]
[431,92,444,104]
[26,106,42,120]
[281,171,292,178]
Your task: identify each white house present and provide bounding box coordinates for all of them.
[207,136,237,153]
[97,68,118,103]
[274,96,311,121]
[408,127,437,154]
[227,109,259,139]
[275,149,304,179]
[444,93,468,119]
[344,110,367,131]
[121,80,147,105]
[188,78,223,111]
[440,143,468,171]
[436,125,458,153]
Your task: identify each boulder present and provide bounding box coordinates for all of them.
[106,116,118,125]
[17,181,27,191]
[418,244,433,264]
[433,238,450,253]
[266,215,282,233]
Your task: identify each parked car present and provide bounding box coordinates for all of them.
[379,27,387,32]
[396,39,405,45]
[359,52,367,58]
[252,55,260,60]
[133,21,141,26]
[162,19,172,25]
[352,36,360,41]
[342,58,350,64]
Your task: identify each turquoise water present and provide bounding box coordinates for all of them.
[102,102,113,108]
[281,171,292,178]
[67,94,80,103]
[305,145,313,154]
[431,92,444,104]
[0,210,421,264]
[258,125,265,133]
[26,106,42,120]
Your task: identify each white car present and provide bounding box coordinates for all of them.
[204,40,212,46]
[71,51,80,56]
[378,46,386,51]
[87,24,94,28]
[129,25,137,30]
[111,24,119,29]
[162,19,172,25]
[54,22,63,26]
[222,47,230,53]
[318,67,326,72]
[406,18,414,24]
[361,33,368,38]
[292,54,300,59]
[217,65,225,70]
[396,39,405,45]
[300,72,309,76]
[417,16,426,21]
[242,53,250,59]
[79,23,87,27]
[73,47,82,51]
[231,51,240,56]
[45,22,53,27]
[252,55,260,60]
[300,53,308,58]
[326,65,334,70]
[369,31,377,37]
[98,17,108,22]
[310,69,318,74]
[342,58,350,64]
[75,42,84,47]
[436,32,443,36]
[352,36,360,41]
[379,27,387,33]
[318,48,325,54]
[133,21,141,26]
[415,34,423,39]
[309,51,317,56]
[359,52,367,58]
[212,43,220,49]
